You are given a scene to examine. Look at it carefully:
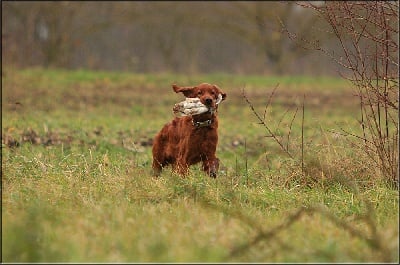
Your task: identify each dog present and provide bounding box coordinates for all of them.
[152,83,227,178]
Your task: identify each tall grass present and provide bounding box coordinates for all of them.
[2,68,399,262]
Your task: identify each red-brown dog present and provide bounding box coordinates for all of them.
[152,83,227,177]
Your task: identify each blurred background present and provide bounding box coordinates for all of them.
[2,1,342,76]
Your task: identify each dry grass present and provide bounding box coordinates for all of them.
[1,68,399,262]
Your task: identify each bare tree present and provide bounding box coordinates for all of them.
[203,1,324,74]
[2,1,115,68]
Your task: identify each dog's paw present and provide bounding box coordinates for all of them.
[210,172,217,178]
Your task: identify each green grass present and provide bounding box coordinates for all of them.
[2,68,399,262]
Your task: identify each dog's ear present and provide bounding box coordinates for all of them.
[220,92,227,101]
[213,85,227,102]
[172,84,195,97]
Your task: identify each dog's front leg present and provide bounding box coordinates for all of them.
[173,161,189,177]
[203,158,220,178]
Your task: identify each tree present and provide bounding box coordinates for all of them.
[203,1,325,74]
[2,1,115,68]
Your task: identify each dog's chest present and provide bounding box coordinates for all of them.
[188,127,217,147]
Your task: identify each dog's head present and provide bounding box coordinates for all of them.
[172,83,227,110]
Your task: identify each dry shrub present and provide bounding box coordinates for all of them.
[284,2,399,188]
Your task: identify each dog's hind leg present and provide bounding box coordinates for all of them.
[152,158,163,177]
[152,138,165,177]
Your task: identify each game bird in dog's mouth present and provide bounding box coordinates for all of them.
[172,94,223,117]
[152,83,227,178]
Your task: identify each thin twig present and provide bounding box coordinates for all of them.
[301,94,305,177]
[286,106,299,153]
[242,87,293,159]
[263,84,279,122]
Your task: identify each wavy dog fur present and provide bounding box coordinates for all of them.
[152,83,227,177]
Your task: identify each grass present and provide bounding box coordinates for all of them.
[2,67,399,262]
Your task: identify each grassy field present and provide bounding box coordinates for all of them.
[2,68,399,262]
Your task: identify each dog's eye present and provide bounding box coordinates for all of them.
[197,91,203,95]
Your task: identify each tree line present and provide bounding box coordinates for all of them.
[2,1,352,75]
